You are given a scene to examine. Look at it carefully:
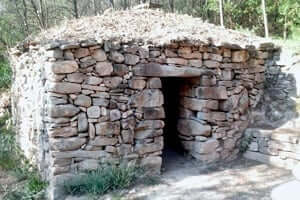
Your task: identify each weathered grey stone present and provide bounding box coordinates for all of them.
[193,139,219,154]
[74,48,90,58]
[133,63,214,77]
[232,50,249,62]
[135,129,163,139]
[143,107,165,119]
[140,156,162,174]
[189,59,202,67]
[50,138,86,151]
[166,58,188,65]
[147,78,162,89]
[84,76,102,85]
[67,73,85,83]
[177,119,211,136]
[104,77,123,88]
[197,112,226,121]
[117,144,132,155]
[47,82,81,94]
[136,120,165,130]
[129,79,146,90]
[135,143,163,155]
[49,127,78,138]
[77,159,100,171]
[52,150,110,159]
[203,60,220,68]
[124,54,140,65]
[121,130,134,144]
[93,98,109,107]
[95,121,120,136]
[180,97,218,111]
[49,104,80,117]
[89,123,96,139]
[74,95,92,107]
[131,89,164,108]
[196,87,228,99]
[78,113,88,132]
[95,62,113,76]
[110,109,121,121]
[92,49,107,61]
[87,106,101,118]
[79,56,96,68]
[110,51,125,63]
[113,64,129,76]
[90,136,118,146]
[48,61,79,74]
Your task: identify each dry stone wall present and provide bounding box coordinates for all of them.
[10,39,276,199]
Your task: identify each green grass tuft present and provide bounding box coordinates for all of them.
[64,165,143,196]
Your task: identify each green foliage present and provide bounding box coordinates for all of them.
[0,113,48,200]
[0,59,12,89]
[64,165,142,196]
[239,134,253,153]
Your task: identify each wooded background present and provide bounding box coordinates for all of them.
[0,0,299,53]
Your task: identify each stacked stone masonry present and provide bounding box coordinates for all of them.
[244,128,300,169]
[10,39,278,199]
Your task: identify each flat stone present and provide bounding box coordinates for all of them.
[180,97,218,111]
[74,95,92,107]
[131,89,164,108]
[129,79,146,90]
[110,51,125,63]
[177,119,211,136]
[135,143,162,155]
[49,104,80,117]
[124,54,140,65]
[189,59,202,67]
[232,50,249,62]
[79,56,96,68]
[47,81,81,94]
[140,156,162,174]
[147,78,162,89]
[87,106,101,118]
[193,139,219,154]
[92,49,107,61]
[197,111,226,121]
[95,121,120,136]
[77,159,100,171]
[113,64,129,76]
[133,63,214,77]
[134,129,163,139]
[74,48,90,58]
[90,136,118,146]
[203,60,220,68]
[136,120,165,130]
[95,62,113,76]
[48,61,79,74]
[50,138,86,151]
[49,127,78,138]
[103,77,123,88]
[93,98,109,107]
[196,86,228,99]
[84,76,102,85]
[121,130,134,144]
[166,58,188,65]
[143,107,165,119]
[67,73,85,83]
[78,113,88,132]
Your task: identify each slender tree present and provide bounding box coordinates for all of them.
[219,0,224,27]
[261,0,269,38]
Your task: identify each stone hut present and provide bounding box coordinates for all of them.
[9,9,279,199]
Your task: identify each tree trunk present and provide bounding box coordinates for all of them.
[283,15,287,40]
[261,0,269,38]
[168,0,174,12]
[219,0,224,27]
[109,0,115,8]
[73,0,79,18]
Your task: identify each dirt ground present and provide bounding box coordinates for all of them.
[0,167,18,199]
[121,151,294,200]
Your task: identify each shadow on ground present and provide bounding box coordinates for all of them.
[124,152,294,200]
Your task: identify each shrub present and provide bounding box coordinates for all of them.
[0,59,12,89]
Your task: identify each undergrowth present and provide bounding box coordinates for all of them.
[63,165,160,197]
[0,59,12,90]
[0,113,48,200]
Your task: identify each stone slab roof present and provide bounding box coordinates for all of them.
[24,9,275,50]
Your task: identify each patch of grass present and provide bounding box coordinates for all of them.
[0,59,12,90]
[64,165,142,196]
[0,113,48,200]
